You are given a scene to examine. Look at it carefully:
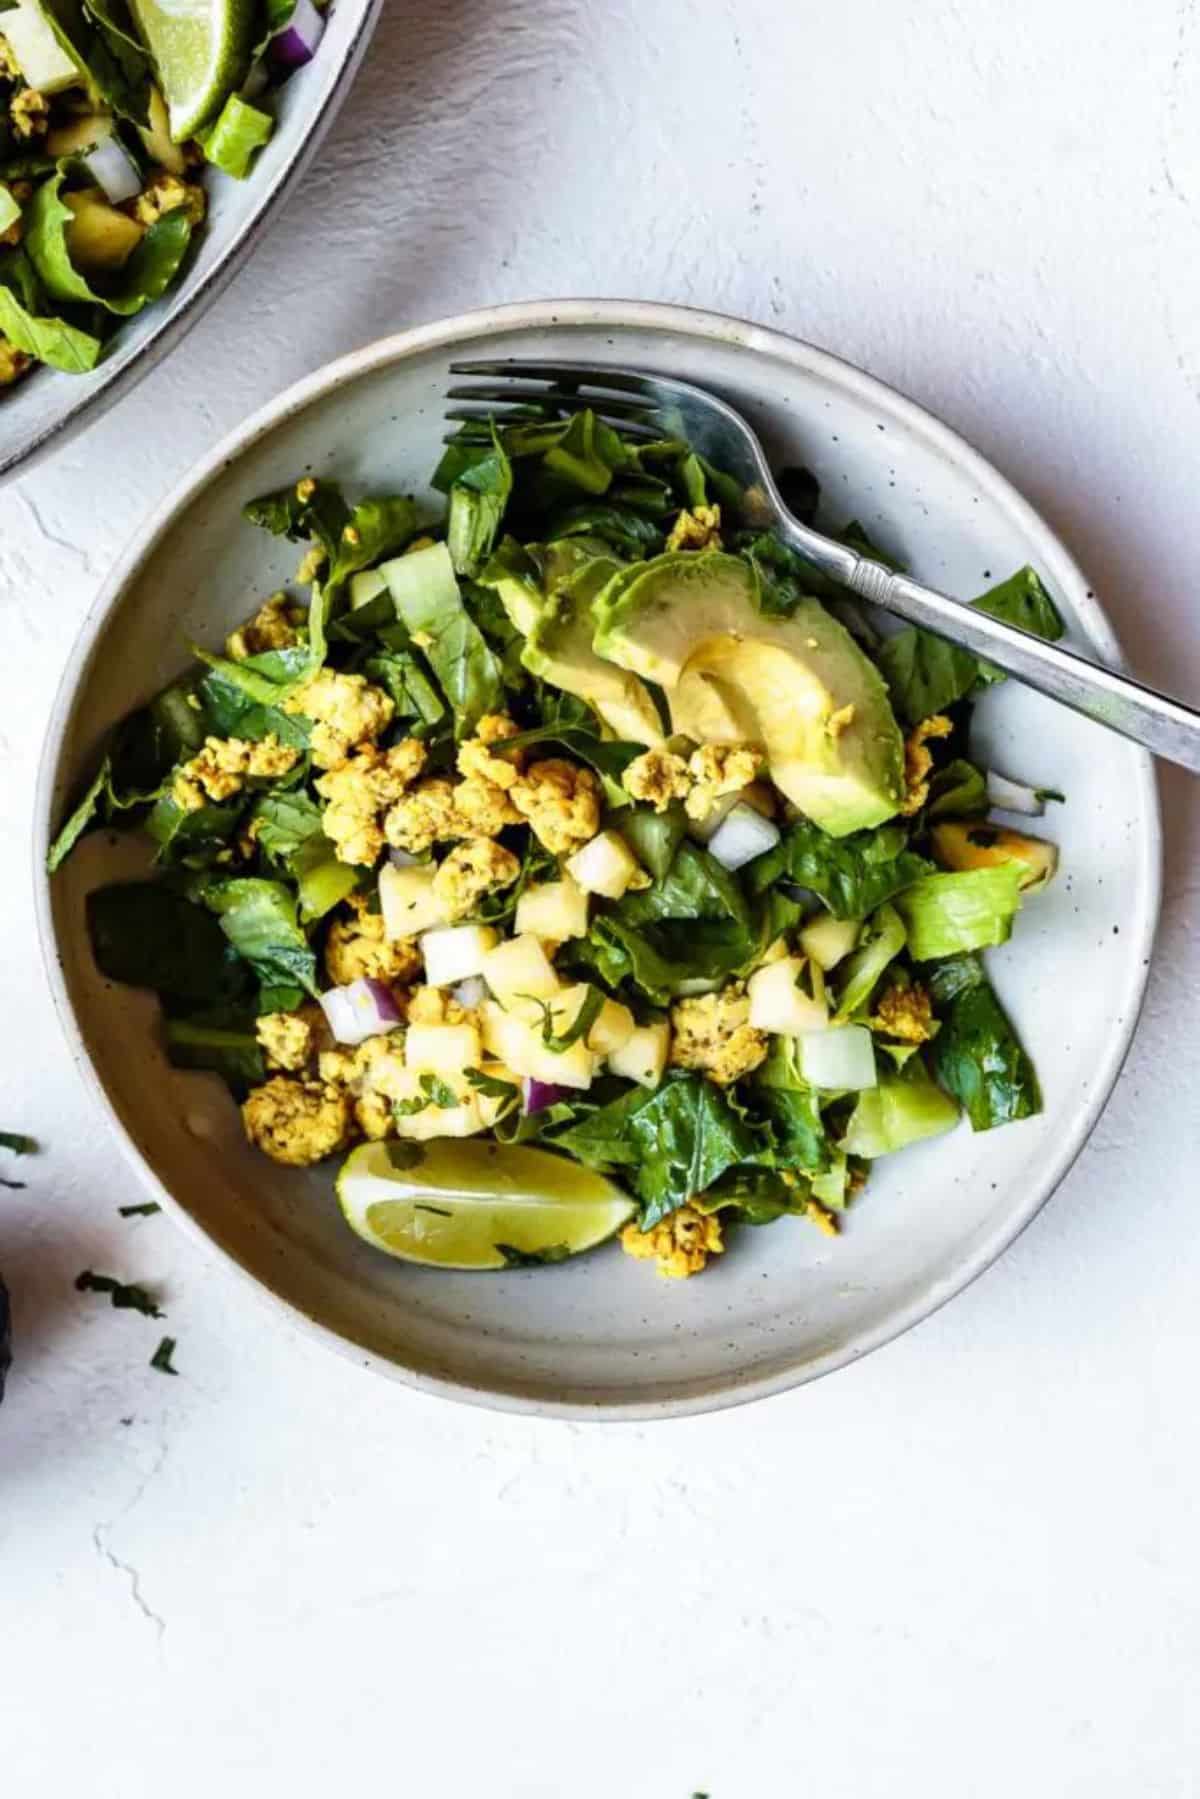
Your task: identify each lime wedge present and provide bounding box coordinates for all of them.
[336,1140,636,1271]
[128,0,253,142]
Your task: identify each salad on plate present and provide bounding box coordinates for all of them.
[49,404,1066,1281]
[0,0,328,387]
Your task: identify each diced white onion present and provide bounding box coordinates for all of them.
[986,770,1046,816]
[83,135,142,205]
[319,978,402,1046]
[799,1024,878,1091]
[707,802,781,871]
[388,845,420,868]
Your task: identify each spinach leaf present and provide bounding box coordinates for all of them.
[926,954,1041,1130]
[617,841,751,931]
[362,644,446,730]
[36,0,151,121]
[27,172,192,315]
[249,791,358,921]
[144,792,243,864]
[503,724,641,788]
[244,477,351,559]
[543,501,661,556]
[87,883,252,1010]
[325,495,421,601]
[447,431,512,576]
[0,246,104,371]
[197,665,310,746]
[554,1072,761,1228]
[197,877,319,999]
[878,566,1064,725]
[164,1015,266,1094]
[746,819,931,920]
[75,1270,163,1317]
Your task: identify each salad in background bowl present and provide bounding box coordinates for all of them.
[36,303,1160,1415]
[0,0,380,478]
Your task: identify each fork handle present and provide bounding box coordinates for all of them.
[774,515,1200,774]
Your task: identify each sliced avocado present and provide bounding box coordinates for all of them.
[480,536,599,638]
[596,551,904,836]
[524,559,665,747]
[593,552,762,687]
[64,189,144,273]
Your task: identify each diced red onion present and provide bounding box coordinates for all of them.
[318,977,401,1046]
[269,0,325,69]
[84,135,142,205]
[523,1078,567,1115]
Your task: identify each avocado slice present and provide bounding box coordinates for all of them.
[481,536,603,637]
[524,558,665,747]
[594,551,905,836]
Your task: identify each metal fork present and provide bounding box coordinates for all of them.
[447,358,1200,774]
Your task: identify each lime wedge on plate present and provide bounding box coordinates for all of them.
[128,0,253,142]
[337,1140,636,1271]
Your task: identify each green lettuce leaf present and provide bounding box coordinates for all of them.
[894,866,1023,960]
[925,757,988,820]
[746,819,931,920]
[26,171,192,315]
[196,93,274,179]
[839,1057,960,1158]
[384,542,502,733]
[925,954,1041,1130]
[832,902,907,1019]
[0,246,103,370]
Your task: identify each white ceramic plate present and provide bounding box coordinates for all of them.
[34,301,1162,1419]
[0,0,382,482]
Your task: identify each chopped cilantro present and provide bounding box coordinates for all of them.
[150,1336,179,1375]
[119,1202,162,1218]
[75,1270,164,1318]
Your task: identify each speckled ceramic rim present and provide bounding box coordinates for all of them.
[0,0,384,483]
[33,300,1163,1421]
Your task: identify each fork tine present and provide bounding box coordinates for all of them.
[446,382,655,418]
[443,403,661,440]
[448,359,662,399]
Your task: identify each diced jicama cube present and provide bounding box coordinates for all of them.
[799,1024,877,1091]
[566,830,643,900]
[514,874,590,942]
[379,862,449,940]
[800,914,860,972]
[482,933,562,1004]
[607,1019,670,1088]
[3,2,80,92]
[479,1001,595,1091]
[747,957,829,1035]
[421,924,497,987]
[404,1023,482,1075]
[588,997,636,1056]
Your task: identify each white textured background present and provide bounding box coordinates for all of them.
[2,2,1199,1793]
